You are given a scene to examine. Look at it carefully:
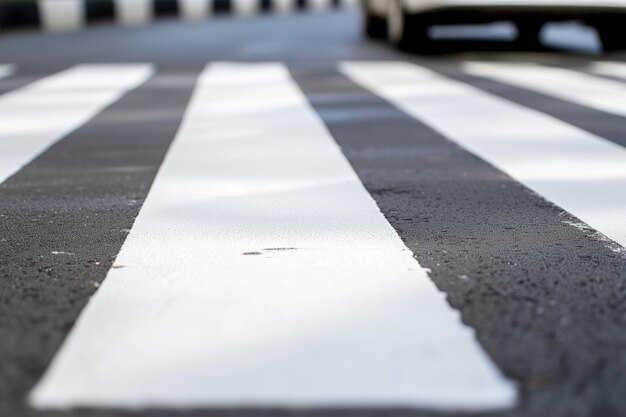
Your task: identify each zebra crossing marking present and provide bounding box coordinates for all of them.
[308,0,332,12]
[0,64,154,187]
[341,61,626,251]
[179,0,211,19]
[272,0,294,13]
[9,0,355,34]
[232,0,259,16]
[39,0,84,32]
[463,61,626,119]
[115,0,153,25]
[29,62,515,411]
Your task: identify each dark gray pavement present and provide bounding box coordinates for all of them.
[1,9,626,417]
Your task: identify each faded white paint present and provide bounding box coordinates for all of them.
[341,61,626,250]
[0,64,153,186]
[30,63,516,411]
[463,61,626,118]
[39,0,84,32]
[115,0,153,25]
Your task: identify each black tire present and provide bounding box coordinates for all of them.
[596,17,626,52]
[387,0,429,51]
[515,21,543,50]
[364,12,387,39]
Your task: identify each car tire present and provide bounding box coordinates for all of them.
[387,0,428,51]
[515,21,543,50]
[364,12,388,39]
[596,17,626,52]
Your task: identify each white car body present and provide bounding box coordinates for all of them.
[367,0,626,17]
[405,0,626,12]
[363,0,626,50]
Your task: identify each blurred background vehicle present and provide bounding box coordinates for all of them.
[362,0,626,51]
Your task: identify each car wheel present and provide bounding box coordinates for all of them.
[387,0,428,50]
[364,11,388,39]
[515,21,543,50]
[596,17,626,52]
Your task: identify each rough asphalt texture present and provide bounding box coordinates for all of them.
[1,10,626,417]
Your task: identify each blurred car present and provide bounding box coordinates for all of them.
[362,0,626,51]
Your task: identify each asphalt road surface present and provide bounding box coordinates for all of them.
[1,8,626,417]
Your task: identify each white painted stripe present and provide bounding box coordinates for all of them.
[115,0,153,25]
[0,65,15,80]
[341,61,626,251]
[38,0,84,32]
[588,61,626,81]
[30,63,515,411]
[273,0,294,13]
[232,0,258,16]
[179,0,210,19]
[463,61,626,118]
[0,64,153,186]
[309,0,332,11]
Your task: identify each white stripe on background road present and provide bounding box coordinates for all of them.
[588,61,626,81]
[341,61,626,250]
[0,65,15,80]
[30,63,515,410]
[463,61,626,118]
[179,0,211,20]
[309,0,332,11]
[0,64,153,186]
[115,0,153,25]
[272,0,294,13]
[232,0,258,16]
[38,0,84,32]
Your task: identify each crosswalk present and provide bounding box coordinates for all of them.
[30,0,358,33]
[1,59,626,412]
[29,62,514,410]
